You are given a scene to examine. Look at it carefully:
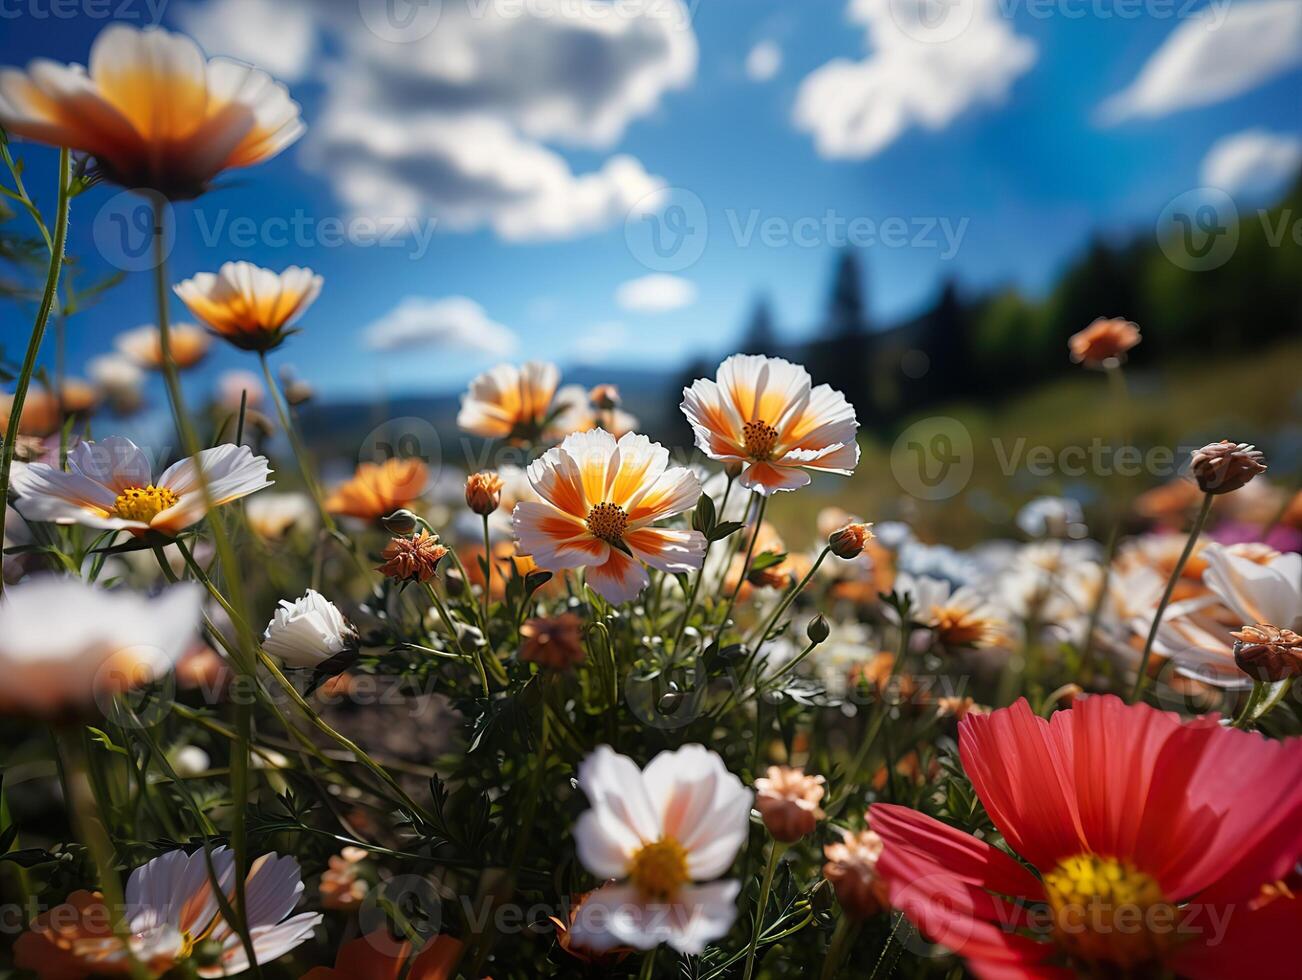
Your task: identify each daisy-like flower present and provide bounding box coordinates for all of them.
[681,354,859,494]
[0,24,303,199]
[10,435,272,537]
[512,429,706,604]
[457,361,566,443]
[174,262,323,352]
[922,584,1009,653]
[244,491,317,541]
[262,590,358,669]
[1203,542,1302,632]
[116,323,212,370]
[571,744,751,955]
[870,696,1302,979]
[14,847,321,978]
[88,353,146,415]
[0,576,201,718]
[1068,317,1141,366]
[325,458,428,523]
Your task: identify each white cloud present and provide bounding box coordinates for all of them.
[1098,0,1302,124]
[615,274,697,313]
[571,321,631,365]
[746,41,783,82]
[793,0,1036,160]
[180,0,696,241]
[1201,129,1302,198]
[363,296,517,355]
[174,0,315,81]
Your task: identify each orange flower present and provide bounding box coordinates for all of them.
[377,531,447,583]
[174,262,322,352]
[325,458,427,522]
[823,828,889,920]
[319,847,369,912]
[1068,317,1140,366]
[116,323,211,371]
[519,613,585,670]
[301,930,464,980]
[464,471,504,516]
[682,354,859,494]
[755,766,826,842]
[0,25,303,199]
[457,361,565,443]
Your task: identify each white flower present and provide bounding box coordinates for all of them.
[171,745,211,777]
[1015,496,1087,539]
[10,435,272,537]
[0,577,202,717]
[262,590,357,667]
[1203,542,1302,631]
[571,744,751,955]
[244,491,317,541]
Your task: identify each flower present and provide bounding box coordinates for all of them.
[1233,624,1302,682]
[1190,440,1267,494]
[325,458,428,522]
[571,744,751,954]
[319,847,369,912]
[822,827,889,920]
[0,24,303,199]
[925,586,1008,652]
[512,430,706,604]
[870,696,1302,978]
[1016,496,1087,539]
[457,361,565,443]
[302,930,463,980]
[1203,542,1301,632]
[465,471,504,516]
[10,436,272,537]
[377,531,448,584]
[551,887,634,967]
[935,696,988,720]
[88,354,145,415]
[1068,317,1141,366]
[244,491,317,541]
[589,384,621,411]
[174,262,322,352]
[215,369,265,411]
[14,847,320,978]
[262,590,358,668]
[755,766,825,842]
[681,354,859,494]
[0,577,201,718]
[0,386,61,437]
[116,323,212,370]
[520,613,586,670]
[828,521,874,559]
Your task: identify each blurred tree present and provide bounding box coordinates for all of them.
[738,294,781,357]
[808,249,874,422]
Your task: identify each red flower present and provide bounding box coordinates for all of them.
[870,695,1302,979]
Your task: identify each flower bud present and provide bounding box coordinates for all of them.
[380,509,419,535]
[828,522,874,559]
[1190,441,1266,494]
[1232,624,1302,682]
[807,614,831,644]
[823,828,889,920]
[465,471,504,516]
[755,766,826,843]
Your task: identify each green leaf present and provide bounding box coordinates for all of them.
[749,550,787,573]
[708,521,744,542]
[691,493,716,535]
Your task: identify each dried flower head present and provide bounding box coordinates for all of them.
[520,613,586,670]
[465,471,505,516]
[1190,441,1267,494]
[755,766,826,842]
[1232,624,1302,682]
[1069,317,1141,366]
[377,530,448,584]
[823,827,889,920]
[829,522,875,559]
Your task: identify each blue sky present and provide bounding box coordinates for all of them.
[1,0,1300,407]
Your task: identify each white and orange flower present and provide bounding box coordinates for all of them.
[681,354,859,494]
[0,25,303,199]
[512,430,705,604]
[116,323,212,371]
[174,261,323,352]
[325,457,428,523]
[10,435,272,537]
[14,846,320,978]
[458,361,567,443]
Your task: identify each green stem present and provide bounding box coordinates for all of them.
[0,147,70,600]
[714,494,768,646]
[638,946,658,980]
[481,512,493,628]
[742,841,785,980]
[820,915,859,980]
[747,547,831,651]
[1131,492,1213,702]
[258,351,336,534]
[425,582,489,696]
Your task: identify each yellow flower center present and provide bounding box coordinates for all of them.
[113,485,179,523]
[628,837,690,901]
[742,419,780,460]
[586,501,629,543]
[1043,854,1177,969]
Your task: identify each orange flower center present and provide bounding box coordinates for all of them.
[742,419,780,460]
[1043,854,1177,969]
[113,485,178,523]
[931,606,999,649]
[586,502,629,542]
[627,837,689,900]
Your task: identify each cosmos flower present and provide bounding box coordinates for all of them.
[116,323,212,371]
[571,744,751,954]
[1068,317,1141,366]
[261,590,358,669]
[174,262,323,352]
[0,576,201,718]
[1202,543,1301,632]
[822,827,889,920]
[325,458,428,523]
[10,436,272,537]
[244,491,317,541]
[0,24,303,199]
[512,429,705,604]
[457,361,567,443]
[870,696,1302,979]
[88,353,146,415]
[14,847,320,978]
[754,766,826,843]
[681,354,859,494]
